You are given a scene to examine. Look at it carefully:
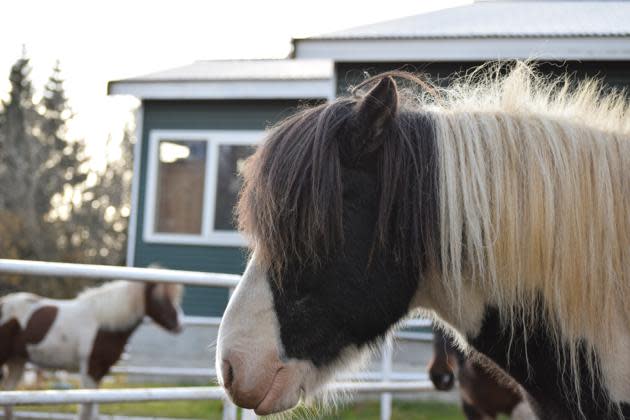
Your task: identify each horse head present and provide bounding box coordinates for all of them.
[216,75,439,415]
[428,328,460,391]
[145,283,184,333]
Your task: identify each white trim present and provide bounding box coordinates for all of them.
[108,79,333,100]
[126,105,143,267]
[294,36,630,62]
[202,136,214,239]
[144,129,263,247]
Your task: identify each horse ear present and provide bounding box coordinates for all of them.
[345,76,398,164]
[357,76,398,138]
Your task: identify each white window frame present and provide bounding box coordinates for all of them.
[144,129,263,246]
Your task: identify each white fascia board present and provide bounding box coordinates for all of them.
[108,78,333,100]
[126,105,143,267]
[294,37,630,62]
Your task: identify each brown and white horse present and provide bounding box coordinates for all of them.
[216,65,630,419]
[0,281,183,420]
[428,327,536,420]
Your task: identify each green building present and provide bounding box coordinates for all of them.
[108,0,630,317]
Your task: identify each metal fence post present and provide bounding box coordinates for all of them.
[222,399,238,420]
[380,335,393,420]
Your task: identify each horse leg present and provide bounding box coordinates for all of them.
[462,399,494,420]
[78,375,99,420]
[2,359,25,420]
[79,361,100,420]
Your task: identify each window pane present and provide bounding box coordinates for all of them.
[214,144,256,231]
[155,140,207,234]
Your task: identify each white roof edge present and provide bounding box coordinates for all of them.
[108,78,335,100]
[294,36,630,61]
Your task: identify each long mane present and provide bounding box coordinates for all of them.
[239,62,630,410]
[435,63,630,410]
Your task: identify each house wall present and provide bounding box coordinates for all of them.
[134,99,305,316]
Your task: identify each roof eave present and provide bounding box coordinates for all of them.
[107,78,335,100]
[293,36,630,62]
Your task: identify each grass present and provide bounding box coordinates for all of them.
[332,400,465,420]
[20,399,224,419]
[16,378,466,419]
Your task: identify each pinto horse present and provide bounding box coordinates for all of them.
[428,327,535,419]
[216,64,630,419]
[0,281,183,420]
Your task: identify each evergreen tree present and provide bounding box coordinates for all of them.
[38,60,87,218]
[0,53,43,258]
[0,53,45,293]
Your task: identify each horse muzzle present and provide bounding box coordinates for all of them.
[430,371,456,391]
[215,255,306,414]
[219,350,302,415]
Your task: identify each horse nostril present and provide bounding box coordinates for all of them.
[222,359,234,389]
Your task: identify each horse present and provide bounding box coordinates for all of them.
[215,63,630,419]
[0,280,183,420]
[428,327,535,419]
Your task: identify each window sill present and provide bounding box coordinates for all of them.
[143,232,248,247]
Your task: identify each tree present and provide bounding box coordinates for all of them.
[63,127,133,267]
[0,56,87,255]
[0,53,44,260]
[38,60,87,223]
[0,55,133,297]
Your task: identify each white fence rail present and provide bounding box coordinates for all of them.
[0,387,224,406]
[0,382,434,406]
[0,259,239,288]
[0,259,436,420]
[109,365,430,382]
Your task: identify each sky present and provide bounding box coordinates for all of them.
[1,0,471,163]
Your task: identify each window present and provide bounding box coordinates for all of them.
[156,140,207,234]
[145,130,262,246]
[214,144,256,231]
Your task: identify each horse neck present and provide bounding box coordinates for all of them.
[79,281,146,331]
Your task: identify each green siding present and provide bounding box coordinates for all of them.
[134,100,304,316]
[336,61,630,94]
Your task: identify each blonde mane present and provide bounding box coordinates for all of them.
[430,63,630,406]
